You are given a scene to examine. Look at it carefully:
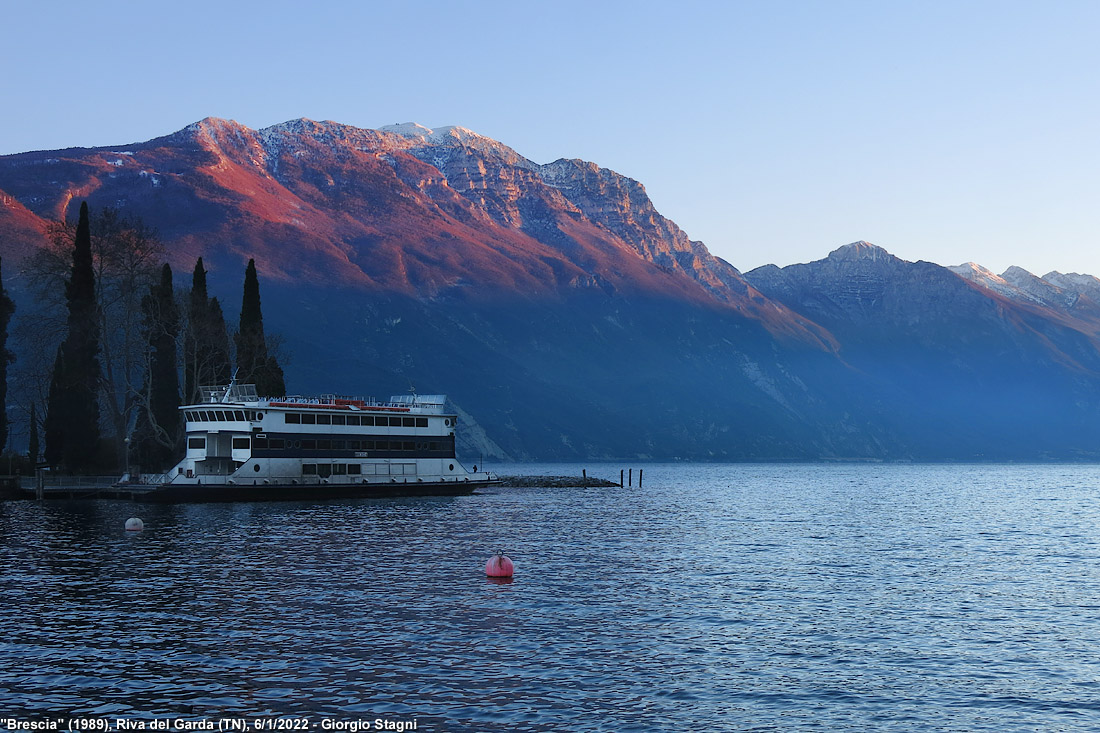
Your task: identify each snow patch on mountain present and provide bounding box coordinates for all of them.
[1043,271,1100,302]
[947,262,1029,301]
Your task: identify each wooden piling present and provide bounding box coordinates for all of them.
[629,468,633,487]
[639,469,643,488]
[582,468,587,488]
[620,469,624,488]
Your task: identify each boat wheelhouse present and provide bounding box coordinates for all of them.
[136,382,498,502]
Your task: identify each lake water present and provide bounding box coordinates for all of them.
[3,463,1100,731]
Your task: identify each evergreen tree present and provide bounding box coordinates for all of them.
[184,258,232,400]
[134,264,181,470]
[235,259,285,396]
[28,402,39,464]
[207,297,232,386]
[0,256,15,452]
[55,202,102,471]
[43,347,64,467]
[184,258,208,403]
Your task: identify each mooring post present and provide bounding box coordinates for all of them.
[639,469,643,488]
[629,468,633,487]
[620,469,624,488]
[582,468,587,488]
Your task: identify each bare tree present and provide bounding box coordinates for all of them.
[17,207,164,467]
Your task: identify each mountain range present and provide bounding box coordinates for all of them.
[2,118,1100,460]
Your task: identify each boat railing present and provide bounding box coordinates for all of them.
[22,475,123,490]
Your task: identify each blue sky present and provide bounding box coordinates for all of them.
[3,0,1098,276]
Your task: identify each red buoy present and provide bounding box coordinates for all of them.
[485,551,514,577]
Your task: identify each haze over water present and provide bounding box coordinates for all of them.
[3,463,1100,731]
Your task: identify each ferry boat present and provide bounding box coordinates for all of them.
[131,382,499,502]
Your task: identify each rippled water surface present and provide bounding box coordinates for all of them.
[4,463,1100,730]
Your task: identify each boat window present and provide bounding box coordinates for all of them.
[318,465,332,478]
[346,415,360,426]
[232,437,251,449]
[348,464,361,475]
[285,413,300,424]
[415,418,428,428]
[360,416,373,426]
[429,441,440,451]
[402,417,415,427]
[318,439,331,450]
[301,413,316,425]
[234,411,245,421]
[332,440,345,450]
[302,464,317,475]
[403,441,415,451]
[331,415,346,425]
[302,439,317,450]
[346,440,360,450]
[270,438,285,449]
[254,437,268,449]
[333,464,347,475]
[213,411,225,422]
[317,414,331,425]
[188,437,206,449]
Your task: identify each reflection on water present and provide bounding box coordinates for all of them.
[3,463,1100,731]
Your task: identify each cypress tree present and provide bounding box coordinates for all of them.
[0,256,14,452]
[28,402,39,464]
[235,259,285,396]
[43,347,65,467]
[185,258,232,401]
[135,264,181,470]
[184,258,208,403]
[207,297,231,386]
[60,202,102,471]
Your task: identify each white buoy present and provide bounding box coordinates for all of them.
[125,517,144,532]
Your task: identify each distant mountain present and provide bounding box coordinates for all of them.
[746,243,1100,458]
[949,261,1100,334]
[3,120,1100,460]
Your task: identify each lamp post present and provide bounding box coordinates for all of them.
[5,404,15,476]
[124,437,131,482]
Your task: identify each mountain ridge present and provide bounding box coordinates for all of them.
[4,120,1100,460]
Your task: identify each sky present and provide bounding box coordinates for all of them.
[3,0,1099,276]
